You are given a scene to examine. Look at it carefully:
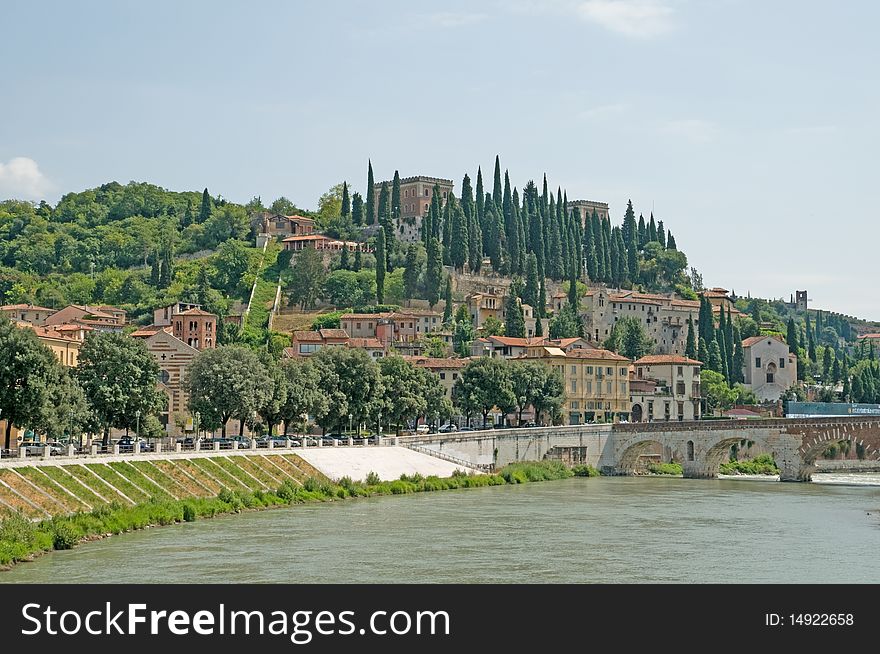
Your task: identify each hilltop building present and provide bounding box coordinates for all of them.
[741,335,796,402]
[630,355,702,422]
[373,175,454,243]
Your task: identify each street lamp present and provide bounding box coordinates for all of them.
[348,413,353,435]
[194,411,200,439]
[378,410,382,436]
[135,409,141,441]
[519,395,526,427]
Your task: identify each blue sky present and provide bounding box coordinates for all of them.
[2,1,878,319]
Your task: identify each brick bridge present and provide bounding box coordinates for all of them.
[402,417,880,482]
[613,417,880,481]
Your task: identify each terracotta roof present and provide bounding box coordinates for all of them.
[701,290,729,298]
[742,335,786,348]
[724,408,762,418]
[551,292,567,298]
[391,308,443,317]
[553,337,593,348]
[130,325,172,338]
[340,313,392,321]
[858,333,880,340]
[293,331,323,342]
[1,304,54,312]
[53,323,93,332]
[403,356,468,369]
[318,328,349,339]
[635,355,702,365]
[282,347,298,358]
[284,214,315,223]
[347,337,384,349]
[670,300,701,308]
[177,308,215,317]
[486,336,548,347]
[566,348,629,361]
[18,323,80,341]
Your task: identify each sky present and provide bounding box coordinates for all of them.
[2,0,878,320]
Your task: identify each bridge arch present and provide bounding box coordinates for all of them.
[796,428,880,479]
[616,438,673,474]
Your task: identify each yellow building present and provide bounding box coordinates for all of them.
[16,322,81,367]
[523,346,631,424]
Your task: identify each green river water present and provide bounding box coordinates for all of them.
[2,474,879,583]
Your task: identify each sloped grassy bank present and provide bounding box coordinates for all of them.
[0,460,596,570]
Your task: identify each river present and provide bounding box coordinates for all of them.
[3,475,880,583]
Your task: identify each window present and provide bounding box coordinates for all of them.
[648,401,654,417]
[571,380,577,393]
[424,189,429,197]
[356,322,362,330]
[755,357,761,368]
[571,401,579,410]
[619,367,627,376]
[676,382,686,396]
[620,382,627,394]
[646,318,651,324]
[677,366,683,376]
[571,365,577,374]
[424,203,429,211]
[767,372,774,383]
[687,440,695,461]
[779,358,785,369]
[439,373,446,380]
[606,381,612,394]
[299,344,318,354]
[586,381,592,394]
[158,370,170,384]
[606,367,613,375]
[678,402,684,420]
[586,366,593,374]
[452,373,458,380]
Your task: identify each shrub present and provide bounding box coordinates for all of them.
[647,462,683,476]
[277,480,299,502]
[182,504,197,522]
[572,464,601,477]
[365,471,381,486]
[51,521,80,550]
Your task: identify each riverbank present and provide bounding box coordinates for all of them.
[0,460,578,570]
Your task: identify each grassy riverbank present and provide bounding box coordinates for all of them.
[0,461,581,569]
[719,454,779,476]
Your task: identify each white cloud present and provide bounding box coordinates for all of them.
[576,0,675,38]
[662,119,719,144]
[0,157,52,200]
[428,12,487,28]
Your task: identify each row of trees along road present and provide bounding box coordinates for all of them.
[0,319,166,449]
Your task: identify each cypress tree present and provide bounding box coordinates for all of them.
[475,166,485,226]
[548,204,563,280]
[699,296,714,344]
[808,329,817,363]
[492,155,502,207]
[523,252,539,311]
[515,191,527,275]
[602,218,612,284]
[450,197,469,271]
[541,174,549,217]
[351,192,364,226]
[403,243,420,301]
[583,214,597,282]
[426,236,442,308]
[198,188,211,224]
[377,181,389,228]
[431,186,442,240]
[666,231,677,250]
[468,211,482,273]
[732,325,744,383]
[159,247,173,288]
[832,355,841,384]
[485,201,504,273]
[637,213,647,248]
[709,339,723,374]
[150,252,161,287]
[374,229,386,304]
[365,160,376,225]
[534,313,543,337]
[182,199,194,228]
[627,241,639,286]
[787,317,799,352]
[823,346,833,382]
[442,194,453,266]
[718,328,730,383]
[341,181,350,217]
[685,315,697,359]
[657,220,666,248]
[609,226,621,287]
[725,305,735,376]
[502,171,520,275]
[615,227,627,286]
[592,211,606,282]
[648,212,657,243]
[538,277,547,321]
[504,290,526,338]
[443,274,453,324]
[698,337,710,367]
[527,185,545,277]
[380,189,394,272]
[622,199,637,245]
[567,263,579,311]
[461,173,474,220]
[391,171,401,223]
[339,243,350,270]
[353,246,362,272]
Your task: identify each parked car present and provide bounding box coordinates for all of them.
[438,423,458,433]
[18,441,64,456]
[458,426,475,432]
[415,424,431,434]
[230,436,253,449]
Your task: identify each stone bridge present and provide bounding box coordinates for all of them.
[401,417,880,482]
